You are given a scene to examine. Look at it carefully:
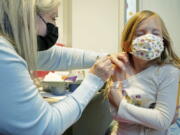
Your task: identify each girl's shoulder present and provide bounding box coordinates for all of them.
[157,64,179,73]
[153,64,180,81]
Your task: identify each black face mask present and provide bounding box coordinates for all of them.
[37,16,59,51]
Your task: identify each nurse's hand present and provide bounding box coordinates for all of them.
[89,56,114,82]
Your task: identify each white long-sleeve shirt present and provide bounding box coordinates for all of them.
[110,64,180,135]
[0,36,105,135]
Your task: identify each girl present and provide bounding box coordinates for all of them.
[107,10,180,135]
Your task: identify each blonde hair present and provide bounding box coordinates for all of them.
[0,0,60,70]
[0,0,37,70]
[36,0,61,15]
[121,10,180,68]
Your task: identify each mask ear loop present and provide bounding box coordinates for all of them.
[38,15,46,24]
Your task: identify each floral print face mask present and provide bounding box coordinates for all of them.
[130,34,164,60]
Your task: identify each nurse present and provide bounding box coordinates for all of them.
[0,0,114,134]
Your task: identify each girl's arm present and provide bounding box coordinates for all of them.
[110,67,179,130]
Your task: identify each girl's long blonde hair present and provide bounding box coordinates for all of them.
[0,0,60,70]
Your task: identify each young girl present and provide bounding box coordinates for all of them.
[107,10,180,135]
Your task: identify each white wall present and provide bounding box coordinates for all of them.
[57,0,72,46]
[71,0,120,53]
[139,0,180,56]
[56,0,63,44]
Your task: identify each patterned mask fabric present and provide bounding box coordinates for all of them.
[131,34,164,60]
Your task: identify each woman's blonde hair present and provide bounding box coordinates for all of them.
[121,10,180,68]
[36,0,61,15]
[0,0,60,70]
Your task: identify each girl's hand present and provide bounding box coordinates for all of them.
[108,81,123,109]
[110,53,128,71]
[110,52,134,81]
[111,66,125,82]
[109,53,129,82]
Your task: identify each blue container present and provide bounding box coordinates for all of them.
[69,84,80,92]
